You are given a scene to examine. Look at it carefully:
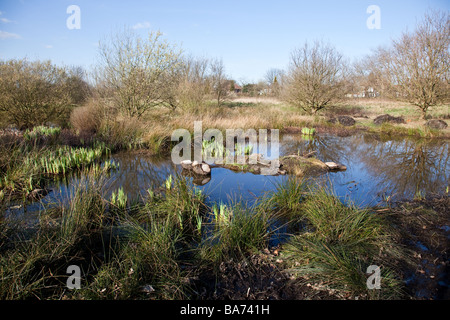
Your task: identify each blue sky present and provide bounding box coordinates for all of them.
[0,0,449,82]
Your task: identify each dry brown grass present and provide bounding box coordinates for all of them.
[340,98,449,120]
[71,96,449,152]
[143,100,313,133]
[342,99,450,136]
[138,97,450,143]
[70,98,105,134]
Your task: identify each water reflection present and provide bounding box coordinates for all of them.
[280,134,352,165]
[6,132,449,216]
[357,135,449,200]
[276,133,449,205]
[107,133,448,206]
[108,151,178,200]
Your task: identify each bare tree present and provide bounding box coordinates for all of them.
[66,65,92,105]
[176,55,211,112]
[283,40,347,115]
[209,58,229,107]
[374,10,450,119]
[264,68,284,97]
[95,28,182,118]
[350,56,380,98]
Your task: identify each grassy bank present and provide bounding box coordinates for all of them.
[97,98,445,161]
[2,171,434,300]
[137,97,449,143]
[65,96,449,161]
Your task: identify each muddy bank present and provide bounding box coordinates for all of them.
[190,248,340,300]
[189,196,449,301]
[388,195,450,299]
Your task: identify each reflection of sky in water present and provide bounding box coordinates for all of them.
[8,133,449,219]
[194,168,283,204]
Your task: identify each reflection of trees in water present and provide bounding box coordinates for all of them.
[280,133,449,201]
[280,134,351,165]
[103,135,448,203]
[108,152,177,199]
[357,135,449,198]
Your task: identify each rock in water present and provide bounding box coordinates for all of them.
[279,155,329,176]
[201,163,211,174]
[325,162,339,170]
[325,162,347,171]
[187,161,211,176]
[260,166,281,176]
[180,160,211,176]
[181,160,192,170]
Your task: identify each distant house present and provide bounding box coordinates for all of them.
[258,88,270,96]
[234,83,242,94]
[345,86,379,98]
[366,87,379,98]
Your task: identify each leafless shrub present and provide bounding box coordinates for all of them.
[70,98,106,134]
[94,28,182,119]
[176,55,211,112]
[209,58,229,107]
[264,68,284,97]
[283,40,348,115]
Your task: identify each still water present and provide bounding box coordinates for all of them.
[17,132,449,215]
[107,132,449,206]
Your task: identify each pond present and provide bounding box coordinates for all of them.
[5,131,450,299]
[12,132,449,217]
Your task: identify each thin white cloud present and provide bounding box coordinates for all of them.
[132,21,151,30]
[0,11,15,23]
[44,44,53,49]
[0,30,21,39]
